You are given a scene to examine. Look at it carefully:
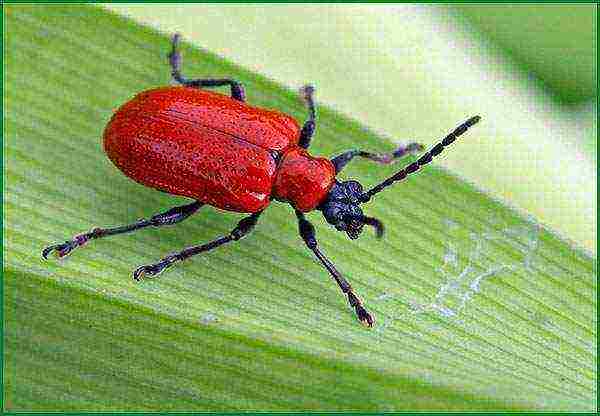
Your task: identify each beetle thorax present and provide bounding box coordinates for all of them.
[272,147,336,212]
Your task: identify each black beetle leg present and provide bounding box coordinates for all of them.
[133,211,263,281]
[295,210,374,327]
[42,201,203,260]
[168,33,246,101]
[298,85,316,149]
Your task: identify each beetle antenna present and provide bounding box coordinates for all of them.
[358,116,481,203]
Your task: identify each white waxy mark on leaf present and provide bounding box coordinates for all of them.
[200,312,218,325]
[369,220,541,336]
[423,222,540,321]
[376,292,395,301]
[444,218,459,230]
[443,242,458,268]
[431,303,457,318]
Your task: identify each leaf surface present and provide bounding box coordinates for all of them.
[4,4,596,411]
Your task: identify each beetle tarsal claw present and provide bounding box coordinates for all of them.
[132,267,145,281]
[356,305,375,328]
[168,34,182,73]
[299,84,315,102]
[132,262,171,281]
[42,242,74,260]
[347,291,374,328]
[133,265,154,281]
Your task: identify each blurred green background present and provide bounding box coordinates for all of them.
[4,4,596,412]
[106,4,597,254]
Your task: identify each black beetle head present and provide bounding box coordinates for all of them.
[319,180,384,240]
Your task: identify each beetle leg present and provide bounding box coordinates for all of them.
[168,33,246,101]
[331,142,424,174]
[298,85,317,149]
[133,211,263,281]
[295,210,374,327]
[42,201,203,260]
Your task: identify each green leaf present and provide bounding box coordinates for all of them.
[452,4,597,104]
[4,4,596,411]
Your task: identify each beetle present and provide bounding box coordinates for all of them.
[43,34,480,327]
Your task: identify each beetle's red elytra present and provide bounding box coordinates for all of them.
[43,34,481,327]
[104,86,336,213]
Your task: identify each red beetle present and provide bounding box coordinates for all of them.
[43,34,480,327]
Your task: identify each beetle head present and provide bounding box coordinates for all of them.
[319,180,384,240]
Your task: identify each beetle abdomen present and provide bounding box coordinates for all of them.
[104,93,277,213]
